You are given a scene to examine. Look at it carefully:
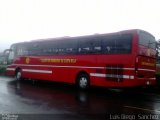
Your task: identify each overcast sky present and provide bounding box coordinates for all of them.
[0,0,160,52]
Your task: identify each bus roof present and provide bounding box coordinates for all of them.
[10,29,154,47]
[30,29,154,42]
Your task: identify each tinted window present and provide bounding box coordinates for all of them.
[28,42,42,55]
[56,40,78,55]
[28,39,78,56]
[102,34,132,54]
[139,31,156,49]
[20,34,132,56]
[42,41,58,55]
[78,37,101,54]
[116,34,132,53]
[92,39,102,53]
[16,44,29,56]
[102,35,117,54]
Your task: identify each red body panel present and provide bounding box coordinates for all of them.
[6,54,156,87]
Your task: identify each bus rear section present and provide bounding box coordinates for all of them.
[134,30,157,86]
[135,56,156,86]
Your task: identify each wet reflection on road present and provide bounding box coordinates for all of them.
[1,76,160,119]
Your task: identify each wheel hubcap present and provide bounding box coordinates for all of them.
[16,72,21,80]
[79,77,87,88]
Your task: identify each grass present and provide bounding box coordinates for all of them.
[0,65,6,75]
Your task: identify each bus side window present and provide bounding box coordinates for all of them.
[78,39,93,54]
[78,38,102,54]
[102,34,132,54]
[52,48,58,54]
[55,39,77,55]
[94,46,101,53]
[116,34,132,54]
[92,39,102,53]
[64,40,78,54]
[28,43,43,56]
[39,41,58,55]
[66,48,77,54]
[17,45,29,56]
[102,35,116,54]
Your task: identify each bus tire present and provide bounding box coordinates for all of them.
[15,69,23,81]
[77,73,90,90]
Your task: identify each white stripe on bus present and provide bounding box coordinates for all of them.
[12,64,105,69]
[90,73,134,79]
[6,67,155,80]
[138,68,155,72]
[22,69,52,74]
[6,68,15,71]
[106,67,134,70]
[149,78,156,80]
[7,64,156,73]
[7,64,156,72]
[11,64,134,70]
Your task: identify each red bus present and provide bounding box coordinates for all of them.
[6,29,157,89]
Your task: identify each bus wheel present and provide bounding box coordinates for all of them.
[77,73,90,90]
[16,69,22,81]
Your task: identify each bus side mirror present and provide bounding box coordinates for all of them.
[3,49,12,54]
[2,49,13,65]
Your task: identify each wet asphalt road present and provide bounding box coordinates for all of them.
[1,76,160,120]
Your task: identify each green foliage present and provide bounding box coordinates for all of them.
[156,72,160,78]
[156,72,160,87]
[0,65,6,75]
